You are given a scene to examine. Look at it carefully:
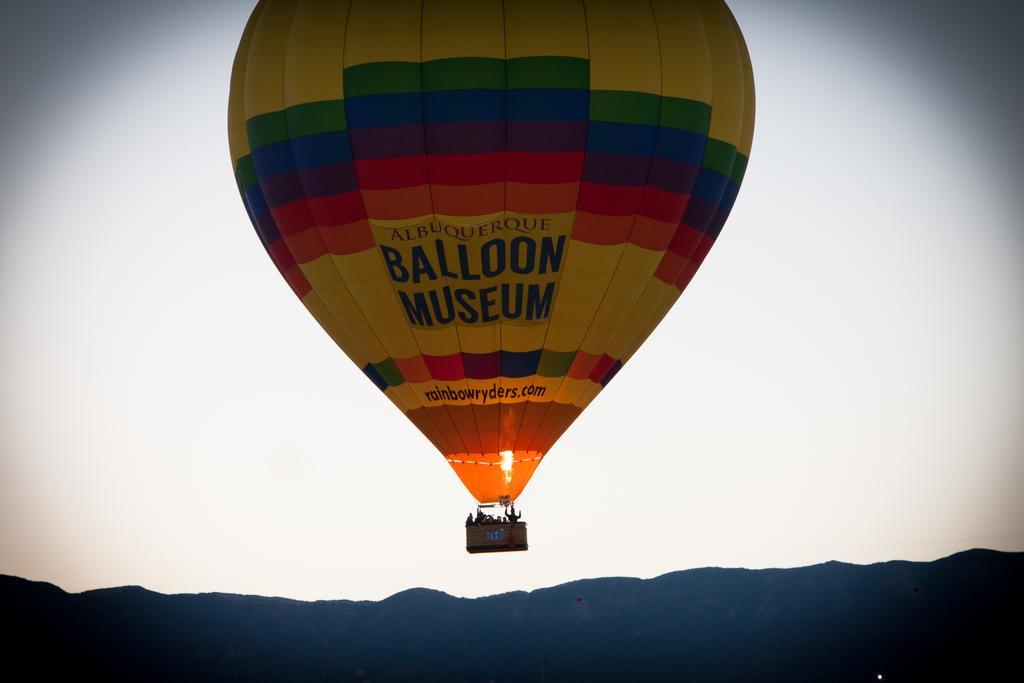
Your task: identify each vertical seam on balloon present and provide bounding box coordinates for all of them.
[611,0,716,367]
[504,0,592,460]
[327,0,458,458]
[496,0,509,467]
[251,0,372,369]
[527,0,669,457]
[672,0,739,298]
[269,0,454,457]
[413,0,486,464]
[557,0,670,390]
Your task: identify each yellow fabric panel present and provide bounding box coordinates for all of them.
[563,240,623,274]
[650,0,711,104]
[345,0,422,66]
[552,376,592,406]
[584,0,661,94]
[733,7,756,157]
[619,243,664,278]
[227,0,264,164]
[503,0,588,59]
[301,292,369,368]
[388,383,420,413]
[282,0,350,107]
[549,268,615,325]
[604,278,676,360]
[382,386,410,413]
[317,281,391,363]
[576,243,661,356]
[298,254,343,290]
[580,270,650,355]
[544,322,590,353]
[328,250,381,284]
[698,0,743,147]
[622,286,681,365]
[412,327,460,357]
[500,323,547,353]
[457,325,499,356]
[572,380,602,409]
[244,0,297,119]
[347,275,413,335]
[422,0,505,60]
[326,250,424,357]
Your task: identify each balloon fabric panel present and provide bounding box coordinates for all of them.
[228,0,754,503]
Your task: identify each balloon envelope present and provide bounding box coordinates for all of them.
[228,0,754,503]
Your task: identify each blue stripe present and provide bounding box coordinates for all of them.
[423,90,505,123]
[362,363,389,392]
[244,184,268,217]
[654,128,707,166]
[251,140,295,178]
[586,121,658,156]
[253,210,281,247]
[289,131,351,169]
[346,93,423,129]
[507,88,588,121]
[691,168,730,205]
[501,349,542,378]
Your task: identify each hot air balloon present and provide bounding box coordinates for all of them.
[228,0,754,552]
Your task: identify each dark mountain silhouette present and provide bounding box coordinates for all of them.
[3,549,1020,682]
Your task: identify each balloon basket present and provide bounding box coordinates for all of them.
[466,522,528,554]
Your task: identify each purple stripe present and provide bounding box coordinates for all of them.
[425,121,505,154]
[297,163,359,198]
[582,153,651,186]
[682,196,717,233]
[463,352,500,380]
[253,211,280,245]
[348,125,425,160]
[647,158,701,195]
[508,121,587,152]
[260,171,305,208]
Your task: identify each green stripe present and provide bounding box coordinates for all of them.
[373,358,405,387]
[589,92,711,134]
[589,90,660,126]
[246,111,288,148]
[344,61,420,97]
[345,56,589,97]
[537,350,576,378]
[285,99,347,137]
[703,138,736,176]
[507,56,588,89]
[660,97,711,135]
[423,57,504,91]
[234,155,258,190]
[730,153,749,185]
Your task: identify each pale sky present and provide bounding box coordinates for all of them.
[1,0,1022,601]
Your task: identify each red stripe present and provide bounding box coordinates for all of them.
[270,199,314,236]
[508,152,584,184]
[320,219,376,255]
[588,354,616,384]
[284,227,327,263]
[283,264,312,298]
[355,156,429,189]
[267,239,296,271]
[428,153,504,185]
[567,351,601,379]
[640,187,690,224]
[667,223,704,257]
[307,192,366,225]
[423,353,465,381]
[577,183,645,216]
